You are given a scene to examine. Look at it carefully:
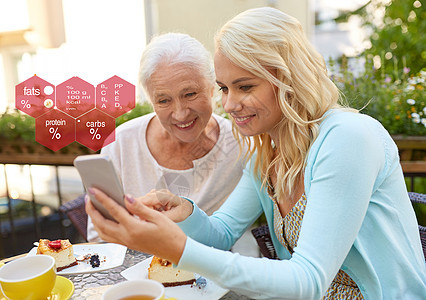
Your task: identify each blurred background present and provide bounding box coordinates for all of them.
[0,0,424,258]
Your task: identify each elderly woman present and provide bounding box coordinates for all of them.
[87,33,246,241]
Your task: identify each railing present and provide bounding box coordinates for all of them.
[394,135,426,192]
[402,162,426,191]
[0,163,83,258]
[0,141,97,258]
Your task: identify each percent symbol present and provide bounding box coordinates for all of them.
[89,128,101,140]
[66,85,73,90]
[20,100,31,109]
[49,127,61,139]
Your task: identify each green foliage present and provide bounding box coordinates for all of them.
[329,0,425,77]
[330,57,426,136]
[318,1,425,136]
[115,101,153,126]
[363,0,425,76]
[0,109,35,141]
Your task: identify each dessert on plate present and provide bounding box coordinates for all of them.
[37,239,77,271]
[148,256,195,287]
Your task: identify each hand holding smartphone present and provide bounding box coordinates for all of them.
[73,154,126,221]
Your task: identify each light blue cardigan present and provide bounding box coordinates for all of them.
[177,110,426,299]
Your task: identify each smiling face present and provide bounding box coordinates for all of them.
[214,51,283,138]
[147,62,214,143]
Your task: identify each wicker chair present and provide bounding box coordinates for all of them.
[252,192,426,260]
[59,194,88,241]
[408,192,426,260]
[251,225,278,259]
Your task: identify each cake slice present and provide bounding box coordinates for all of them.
[148,256,195,287]
[37,239,78,271]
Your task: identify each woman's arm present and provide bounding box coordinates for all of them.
[85,163,264,262]
[178,166,264,250]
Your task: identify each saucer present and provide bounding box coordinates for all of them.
[0,275,74,300]
[51,276,75,299]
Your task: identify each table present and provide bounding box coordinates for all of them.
[1,248,252,299]
[68,248,252,299]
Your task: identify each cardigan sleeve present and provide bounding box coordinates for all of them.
[178,166,264,250]
[177,114,387,299]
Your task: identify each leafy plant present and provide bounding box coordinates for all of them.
[0,109,35,141]
[362,0,425,76]
[322,0,425,77]
[115,101,153,126]
[330,56,425,136]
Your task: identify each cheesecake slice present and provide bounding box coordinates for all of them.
[37,239,77,271]
[148,256,195,287]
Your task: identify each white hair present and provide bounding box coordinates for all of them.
[139,33,215,97]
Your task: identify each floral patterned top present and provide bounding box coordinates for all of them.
[272,195,364,299]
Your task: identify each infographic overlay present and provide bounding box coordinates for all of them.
[16,75,135,151]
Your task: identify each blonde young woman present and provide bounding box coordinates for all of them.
[86,7,426,299]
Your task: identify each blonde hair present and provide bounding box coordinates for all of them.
[215,7,348,199]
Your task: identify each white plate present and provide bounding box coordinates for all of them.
[28,243,127,275]
[121,256,229,300]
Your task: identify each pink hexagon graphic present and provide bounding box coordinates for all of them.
[56,77,95,118]
[36,109,76,151]
[96,75,135,118]
[76,109,115,151]
[15,75,55,118]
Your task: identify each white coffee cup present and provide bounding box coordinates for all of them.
[102,279,166,300]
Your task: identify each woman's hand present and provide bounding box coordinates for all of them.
[85,188,187,264]
[137,189,194,222]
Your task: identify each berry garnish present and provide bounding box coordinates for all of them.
[48,240,62,249]
[90,254,100,268]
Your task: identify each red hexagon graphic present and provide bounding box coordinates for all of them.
[56,77,95,118]
[76,109,115,151]
[15,75,55,118]
[35,109,76,151]
[96,75,135,118]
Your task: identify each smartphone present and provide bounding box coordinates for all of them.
[73,154,125,221]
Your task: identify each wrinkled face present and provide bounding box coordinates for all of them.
[147,62,214,143]
[214,51,282,137]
